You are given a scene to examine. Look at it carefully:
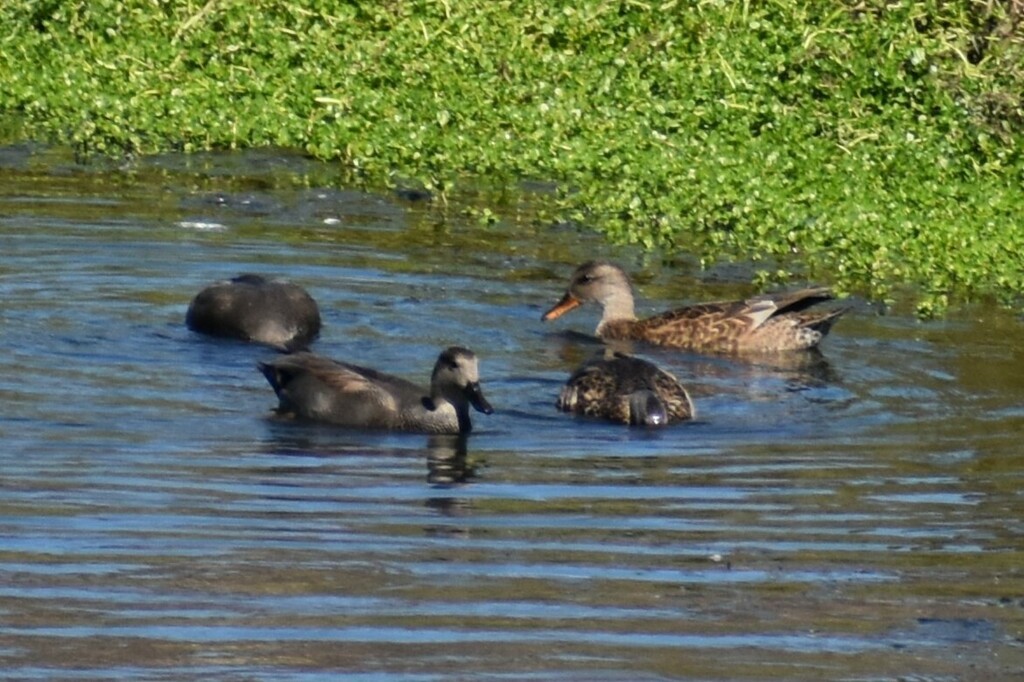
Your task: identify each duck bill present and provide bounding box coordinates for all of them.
[466,382,494,415]
[541,292,582,321]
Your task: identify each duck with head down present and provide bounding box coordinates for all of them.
[558,350,694,427]
[542,261,846,354]
[258,346,493,434]
[186,274,321,351]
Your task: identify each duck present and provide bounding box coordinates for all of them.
[186,274,321,351]
[558,351,694,426]
[257,346,494,434]
[542,261,845,354]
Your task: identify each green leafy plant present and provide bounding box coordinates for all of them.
[1,0,1021,314]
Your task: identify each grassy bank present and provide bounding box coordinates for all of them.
[1,1,1021,314]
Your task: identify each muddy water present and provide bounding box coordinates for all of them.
[1,145,1022,680]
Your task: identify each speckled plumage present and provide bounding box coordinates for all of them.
[258,347,493,434]
[543,261,845,354]
[558,352,694,426]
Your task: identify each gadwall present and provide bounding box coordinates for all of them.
[558,351,694,426]
[258,347,494,434]
[186,274,321,351]
[542,261,845,354]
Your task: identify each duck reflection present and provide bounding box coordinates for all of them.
[548,330,839,397]
[426,434,477,485]
[424,434,480,539]
[253,421,482,540]
[258,420,481,491]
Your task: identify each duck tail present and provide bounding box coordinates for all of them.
[257,361,287,397]
[803,306,848,335]
[771,286,835,315]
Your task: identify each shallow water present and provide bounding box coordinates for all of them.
[1,145,1023,681]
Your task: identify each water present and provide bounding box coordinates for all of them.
[1,145,1023,680]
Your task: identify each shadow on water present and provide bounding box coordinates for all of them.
[1,146,1023,680]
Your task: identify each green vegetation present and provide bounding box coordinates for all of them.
[1,1,1021,314]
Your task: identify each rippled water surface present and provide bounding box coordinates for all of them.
[2,145,1023,680]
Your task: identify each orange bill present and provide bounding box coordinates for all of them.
[541,292,582,321]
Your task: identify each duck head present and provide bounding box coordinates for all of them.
[542,261,638,329]
[427,346,494,417]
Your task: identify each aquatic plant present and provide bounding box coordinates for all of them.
[1,1,1021,314]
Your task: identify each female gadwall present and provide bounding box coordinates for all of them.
[558,351,694,426]
[186,274,321,351]
[542,261,845,354]
[258,347,494,434]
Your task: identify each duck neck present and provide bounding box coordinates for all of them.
[453,403,473,433]
[596,289,637,333]
[423,393,472,434]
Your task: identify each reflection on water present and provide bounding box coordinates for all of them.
[1,146,1023,680]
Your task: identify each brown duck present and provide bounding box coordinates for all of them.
[542,261,845,354]
[558,351,694,426]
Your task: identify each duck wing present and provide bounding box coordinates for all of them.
[319,359,424,401]
[258,352,425,422]
[629,287,837,352]
[627,299,769,351]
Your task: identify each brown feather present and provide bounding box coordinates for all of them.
[544,262,846,354]
[558,352,694,426]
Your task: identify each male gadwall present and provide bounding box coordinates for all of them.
[258,347,494,434]
[186,274,321,351]
[542,261,845,354]
[558,351,694,426]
